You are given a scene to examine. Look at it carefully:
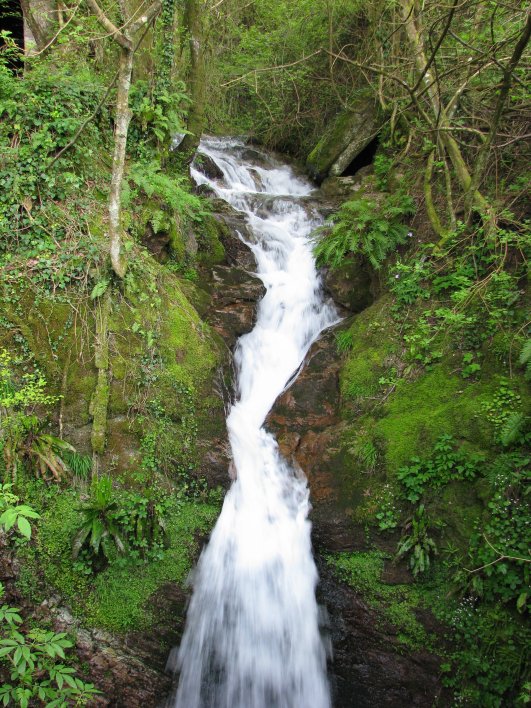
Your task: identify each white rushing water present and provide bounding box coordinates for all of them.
[172,137,338,708]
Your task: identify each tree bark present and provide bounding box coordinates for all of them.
[109,44,134,279]
[20,0,57,53]
[85,0,161,278]
[466,11,531,212]
[178,0,206,160]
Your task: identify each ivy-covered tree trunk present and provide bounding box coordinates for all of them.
[178,0,206,160]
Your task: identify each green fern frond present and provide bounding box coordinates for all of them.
[518,340,531,380]
[500,412,526,447]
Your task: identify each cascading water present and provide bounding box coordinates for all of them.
[172,137,339,708]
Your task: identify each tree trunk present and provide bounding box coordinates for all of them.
[20,0,57,53]
[466,11,531,212]
[399,0,488,215]
[109,45,134,279]
[178,0,206,160]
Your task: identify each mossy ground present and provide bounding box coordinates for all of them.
[326,550,433,651]
[17,482,221,633]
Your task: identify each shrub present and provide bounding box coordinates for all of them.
[314,192,415,270]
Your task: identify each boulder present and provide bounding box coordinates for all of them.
[306,94,383,183]
[323,255,377,314]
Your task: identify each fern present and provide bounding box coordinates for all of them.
[314,192,415,270]
[129,162,207,224]
[500,412,526,447]
[518,339,531,380]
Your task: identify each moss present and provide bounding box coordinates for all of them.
[196,214,226,267]
[90,371,109,455]
[340,296,398,402]
[84,500,219,632]
[18,486,220,634]
[374,364,494,473]
[306,92,380,180]
[327,551,433,651]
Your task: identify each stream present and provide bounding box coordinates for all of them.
[170,137,339,708]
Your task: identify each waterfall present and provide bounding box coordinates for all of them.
[171,137,338,708]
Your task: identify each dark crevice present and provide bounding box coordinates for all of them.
[1,0,24,50]
[341,136,379,177]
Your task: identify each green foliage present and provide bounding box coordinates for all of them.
[326,551,431,649]
[396,435,481,504]
[0,54,108,292]
[500,412,527,447]
[0,583,99,707]
[72,476,125,572]
[518,340,531,380]
[389,259,431,307]
[375,484,399,531]
[129,80,190,157]
[0,483,40,539]
[335,329,354,353]
[396,505,437,577]
[464,453,530,611]
[0,350,77,482]
[112,488,172,563]
[61,450,92,480]
[373,153,393,190]
[127,161,206,249]
[440,598,530,706]
[482,379,524,445]
[314,192,415,270]
[461,351,482,379]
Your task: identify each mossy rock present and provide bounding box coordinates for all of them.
[374,364,495,473]
[340,296,398,401]
[306,93,384,183]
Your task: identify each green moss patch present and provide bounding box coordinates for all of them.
[327,551,433,650]
[18,487,220,634]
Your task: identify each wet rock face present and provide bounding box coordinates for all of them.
[205,264,265,349]
[267,327,448,708]
[319,561,447,708]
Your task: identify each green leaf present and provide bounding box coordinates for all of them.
[90,280,109,300]
[16,516,31,539]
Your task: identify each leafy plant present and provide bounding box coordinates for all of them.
[518,340,531,380]
[464,453,530,610]
[0,350,76,482]
[129,80,190,155]
[314,192,415,270]
[500,412,527,447]
[397,435,481,503]
[335,329,354,353]
[0,483,40,539]
[396,505,437,577]
[461,352,482,379]
[0,583,99,707]
[72,476,125,572]
[112,489,171,562]
[482,379,523,444]
[128,161,206,232]
[389,259,431,306]
[61,450,93,480]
